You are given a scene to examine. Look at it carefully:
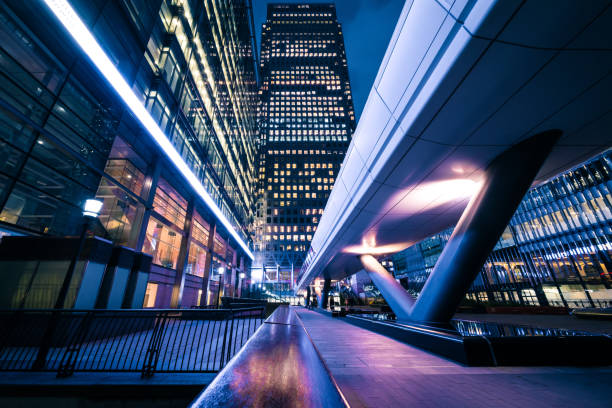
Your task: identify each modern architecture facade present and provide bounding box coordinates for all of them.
[253,3,356,289]
[392,151,612,309]
[0,0,258,308]
[296,0,610,325]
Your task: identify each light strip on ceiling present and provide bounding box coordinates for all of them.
[44,0,254,260]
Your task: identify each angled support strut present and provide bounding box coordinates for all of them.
[360,131,560,324]
[410,131,560,323]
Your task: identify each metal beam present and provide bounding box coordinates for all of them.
[410,131,561,324]
[360,255,415,321]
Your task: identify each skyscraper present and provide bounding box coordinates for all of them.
[254,3,356,289]
[0,0,258,309]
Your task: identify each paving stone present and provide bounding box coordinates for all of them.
[297,308,612,408]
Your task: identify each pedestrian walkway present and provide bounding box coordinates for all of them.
[296,308,612,408]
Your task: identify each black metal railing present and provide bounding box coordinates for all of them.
[0,307,265,377]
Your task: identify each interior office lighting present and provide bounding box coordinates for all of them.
[82,199,103,217]
[44,0,253,260]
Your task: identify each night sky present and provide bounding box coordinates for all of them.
[252,0,406,121]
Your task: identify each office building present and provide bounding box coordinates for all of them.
[253,3,356,289]
[0,0,258,308]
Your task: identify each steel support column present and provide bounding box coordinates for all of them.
[360,255,415,320]
[320,277,331,310]
[410,131,560,324]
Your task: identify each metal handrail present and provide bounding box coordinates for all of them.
[0,307,265,377]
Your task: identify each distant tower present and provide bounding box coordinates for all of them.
[254,3,356,289]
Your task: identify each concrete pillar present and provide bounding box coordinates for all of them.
[410,131,560,324]
[360,255,414,320]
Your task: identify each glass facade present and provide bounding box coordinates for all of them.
[391,151,612,308]
[0,0,258,308]
[253,4,355,287]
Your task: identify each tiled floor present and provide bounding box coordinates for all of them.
[297,308,612,408]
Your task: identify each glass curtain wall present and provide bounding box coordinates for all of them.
[0,0,258,308]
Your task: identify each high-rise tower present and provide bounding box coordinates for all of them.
[254,3,356,289]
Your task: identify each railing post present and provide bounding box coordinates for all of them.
[225,311,235,364]
[141,311,168,378]
[57,311,94,377]
[219,311,230,368]
[31,310,61,371]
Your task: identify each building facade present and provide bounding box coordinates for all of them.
[253,3,356,289]
[391,151,612,308]
[0,0,258,308]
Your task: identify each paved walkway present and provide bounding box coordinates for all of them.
[296,308,612,408]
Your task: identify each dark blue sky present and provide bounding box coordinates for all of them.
[252,0,406,121]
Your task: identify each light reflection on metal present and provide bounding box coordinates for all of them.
[391,179,480,215]
[43,0,253,260]
[343,242,411,255]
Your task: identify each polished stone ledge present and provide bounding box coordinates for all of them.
[189,306,348,408]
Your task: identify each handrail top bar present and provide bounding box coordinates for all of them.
[0,307,265,313]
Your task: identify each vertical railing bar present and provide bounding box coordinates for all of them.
[171,314,183,372]
[124,313,142,371]
[206,319,218,371]
[239,313,246,353]
[3,313,22,370]
[175,313,186,371]
[161,313,179,372]
[116,314,133,371]
[218,315,228,369]
[95,313,118,371]
[184,313,197,371]
[200,319,212,371]
[223,311,232,367]
[193,314,206,371]
[6,312,28,370]
[154,313,170,374]
[216,314,227,370]
[134,312,151,371]
[113,312,132,370]
[93,313,115,371]
[57,311,94,377]
[107,312,126,370]
[141,311,164,377]
[136,311,156,372]
[79,313,98,372]
[85,313,104,371]
[47,311,71,371]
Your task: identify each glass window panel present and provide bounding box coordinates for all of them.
[0,181,81,235]
[142,217,182,269]
[95,177,145,249]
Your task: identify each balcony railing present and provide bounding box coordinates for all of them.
[0,307,265,377]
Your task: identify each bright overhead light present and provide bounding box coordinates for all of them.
[44,0,253,260]
[82,198,103,217]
